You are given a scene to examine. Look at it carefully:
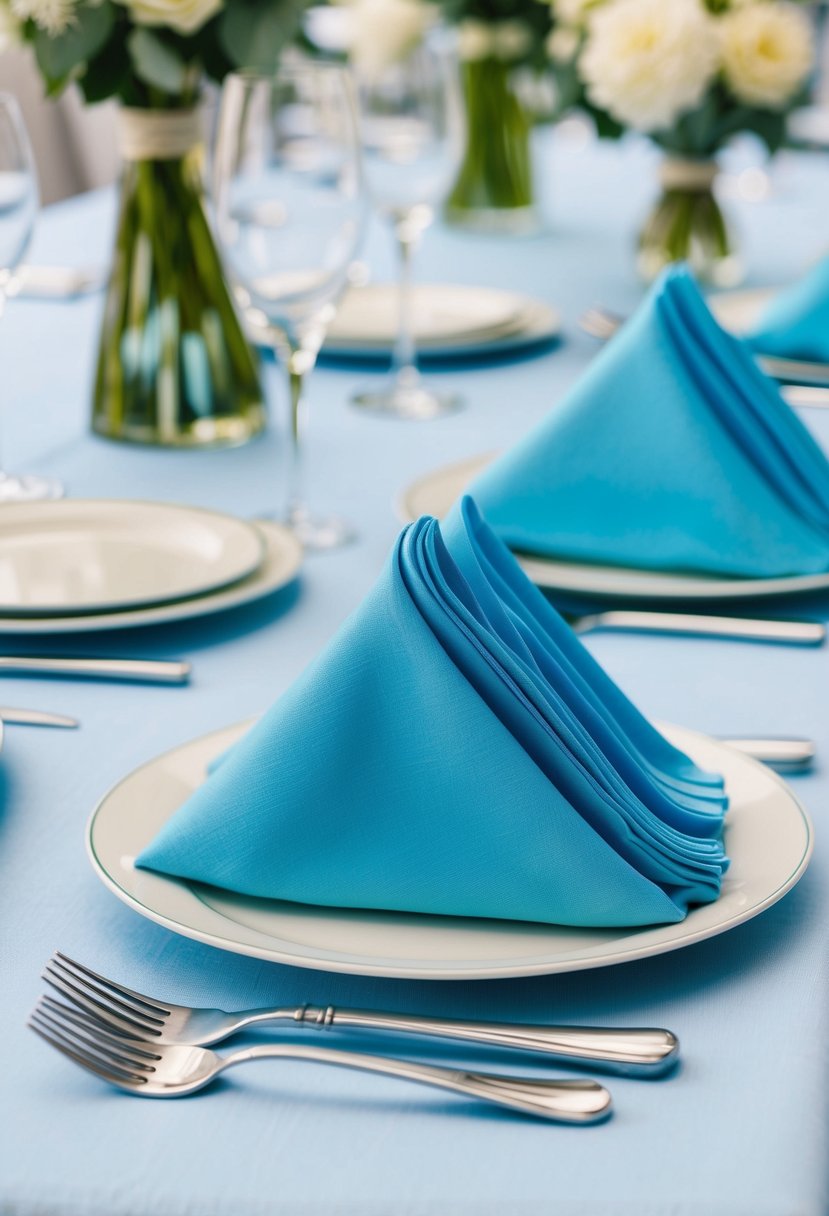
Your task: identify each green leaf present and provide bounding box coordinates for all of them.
[127,26,187,94]
[80,33,132,104]
[33,2,116,86]
[218,0,306,72]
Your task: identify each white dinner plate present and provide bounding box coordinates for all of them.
[87,721,813,981]
[248,284,561,361]
[709,287,829,385]
[0,501,265,617]
[0,520,301,634]
[399,454,829,602]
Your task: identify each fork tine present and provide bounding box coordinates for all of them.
[29,1014,146,1087]
[32,1004,156,1075]
[49,953,169,1023]
[43,964,162,1038]
[54,952,171,1018]
[38,993,145,1044]
[36,997,161,1062]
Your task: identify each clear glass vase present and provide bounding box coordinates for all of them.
[92,131,265,447]
[636,158,742,288]
[445,57,539,235]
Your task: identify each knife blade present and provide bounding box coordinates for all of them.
[0,706,79,728]
[0,657,191,683]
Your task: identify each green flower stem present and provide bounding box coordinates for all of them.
[446,57,535,226]
[637,182,739,287]
[93,142,265,447]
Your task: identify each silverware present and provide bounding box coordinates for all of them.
[29,997,612,1122]
[43,952,678,1076]
[579,306,829,402]
[9,264,107,300]
[567,610,824,646]
[0,706,78,728]
[719,736,815,773]
[0,657,191,684]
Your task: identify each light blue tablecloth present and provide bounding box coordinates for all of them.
[1,129,828,1216]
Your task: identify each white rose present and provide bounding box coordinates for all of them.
[457,18,494,61]
[580,0,720,132]
[0,1,23,49]
[348,0,436,77]
[546,25,580,64]
[720,2,813,108]
[115,0,223,35]
[552,0,604,26]
[10,0,76,35]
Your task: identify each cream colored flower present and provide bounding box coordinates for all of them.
[0,2,22,49]
[546,25,580,63]
[720,2,813,108]
[11,0,76,35]
[580,0,720,132]
[114,0,223,35]
[457,18,493,61]
[552,0,604,27]
[348,0,436,76]
[492,20,533,61]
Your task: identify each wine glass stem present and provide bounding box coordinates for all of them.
[392,226,419,387]
[286,356,306,528]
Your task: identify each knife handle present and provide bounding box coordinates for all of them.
[587,611,825,646]
[0,657,191,684]
[720,737,816,773]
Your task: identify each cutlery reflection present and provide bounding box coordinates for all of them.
[44,952,679,1076]
[719,736,815,773]
[29,998,613,1121]
[0,706,78,728]
[9,264,106,300]
[567,610,824,646]
[580,305,829,402]
[0,657,191,684]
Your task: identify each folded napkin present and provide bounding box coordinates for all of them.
[469,265,829,578]
[747,256,829,363]
[138,499,728,929]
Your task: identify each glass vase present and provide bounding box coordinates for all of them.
[92,114,265,447]
[636,157,742,288]
[445,57,539,235]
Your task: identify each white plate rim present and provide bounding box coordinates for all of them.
[86,720,813,981]
[398,454,829,602]
[0,520,302,634]
[0,499,267,617]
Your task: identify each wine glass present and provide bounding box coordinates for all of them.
[0,94,62,502]
[351,29,465,421]
[213,60,368,551]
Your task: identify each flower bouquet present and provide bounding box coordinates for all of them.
[546,0,814,284]
[4,0,305,445]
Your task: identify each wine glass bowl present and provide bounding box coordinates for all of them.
[351,31,466,421]
[213,62,368,549]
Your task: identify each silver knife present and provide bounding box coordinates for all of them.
[0,706,78,728]
[0,657,191,683]
[568,610,825,646]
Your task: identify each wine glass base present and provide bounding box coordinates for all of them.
[0,474,64,503]
[351,384,463,421]
[286,510,356,552]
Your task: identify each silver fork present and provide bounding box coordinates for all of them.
[29,997,612,1123]
[43,952,679,1076]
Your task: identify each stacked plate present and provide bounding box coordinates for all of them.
[248,283,560,362]
[0,501,302,634]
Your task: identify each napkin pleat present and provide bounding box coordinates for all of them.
[469,265,829,577]
[138,504,727,928]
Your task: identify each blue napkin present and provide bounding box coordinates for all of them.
[469,265,829,578]
[138,501,728,929]
[747,257,829,363]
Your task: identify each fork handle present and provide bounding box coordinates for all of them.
[0,657,191,683]
[224,1043,612,1123]
[581,611,825,646]
[246,1007,678,1076]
